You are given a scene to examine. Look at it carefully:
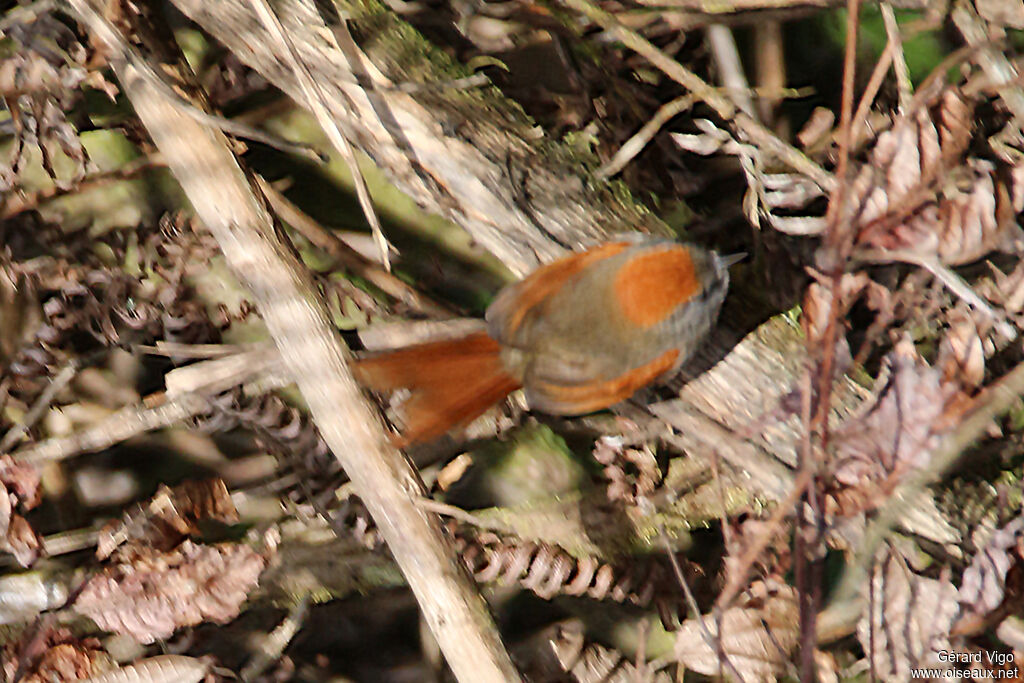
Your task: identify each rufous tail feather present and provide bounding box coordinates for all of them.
[351,331,521,446]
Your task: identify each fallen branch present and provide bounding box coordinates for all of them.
[170,0,670,276]
[246,0,391,269]
[12,347,283,465]
[66,2,520,679]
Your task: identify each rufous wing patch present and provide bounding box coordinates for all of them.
[526,348,679,415]
[489,242,630,339]
[614,247,699,328]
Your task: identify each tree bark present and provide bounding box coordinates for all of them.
[170,0,671,277]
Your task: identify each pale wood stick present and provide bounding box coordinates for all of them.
[66,2,520,680]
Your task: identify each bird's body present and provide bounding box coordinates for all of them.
[352,237,733,445]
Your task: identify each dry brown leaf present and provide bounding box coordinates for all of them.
[801,271,873,366]
[976,0,1024,28]
[959,515,1024,616]
[674,581,798,682]
[0,454,42,507]
[3,514,42,567]
[75,540,266,644]
[592,436,661,504]
[937,310,986,389]
[852,86,1022,265]
[457,530,661,604]
[97,478,238,559]
[866,160,1020,265]
[20,643,105,683]
[0,454,43,566]
[1,626,109,683]
[831,339,959,503]
[857,546,959,681]
[984,260,1024,314]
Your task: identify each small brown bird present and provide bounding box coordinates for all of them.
[352,237,736,446]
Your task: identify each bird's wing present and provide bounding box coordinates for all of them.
[486,241,629,346]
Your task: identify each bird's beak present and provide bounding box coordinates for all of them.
[718,252,746,269]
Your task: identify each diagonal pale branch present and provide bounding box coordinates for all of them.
[880,2,912,112]
[65,2,520,681]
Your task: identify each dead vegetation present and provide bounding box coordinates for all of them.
[1,0,1024,680]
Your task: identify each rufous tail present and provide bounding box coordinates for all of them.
[351,331,522,446]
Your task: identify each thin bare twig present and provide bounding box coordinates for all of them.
[799,3,862,678]
[135,342,261,359]
[848,13,944,147]
[716,468,814,611]
[40,526,100,557]
[706,25,756,118]
[794,367,821,680]
[0,360,77,452]
[811,0,861,444]
[415,498,492,529]
[953,2,1024,129]
[115,75,326,161]
[246,0,393,270]
[753,21,786,129]
[596,95,694,179]
[659,524,748,683]
[12,349,284,465]
[1,154,165,219]
[850,42,894,147]
[13,391,209,466]
[256,176,451,317]
[880,3,912,112]
[241,598,310,682]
